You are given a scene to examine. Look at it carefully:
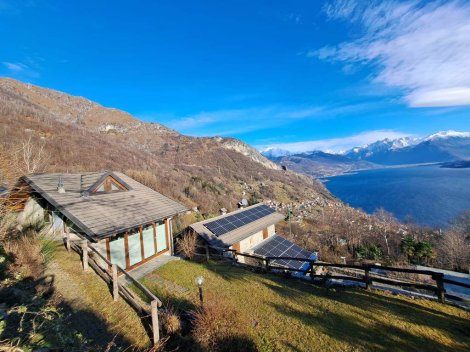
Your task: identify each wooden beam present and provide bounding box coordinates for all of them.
[105,238,111,271]
[152,223,157,253]
[151,300,160,345]
[139,226,145,260]
[164,219,170,252]
[263,227,268,240]
[81,240,89,271]
[124,232,130,269]
[112,264,119,301]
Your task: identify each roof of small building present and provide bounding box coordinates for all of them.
[190,203,285,247]
[22,171,188,241]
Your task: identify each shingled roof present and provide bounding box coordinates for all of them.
[190,203,285,247]
[23,171,188,241]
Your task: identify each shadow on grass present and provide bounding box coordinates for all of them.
[325,288,470,340]
[0,273,135,351]
[269,301,468,352]
[201,260,470,351]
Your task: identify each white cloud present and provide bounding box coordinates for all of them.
[3,62,27,72]
[256,130,412,154]
[164,102,380,136]
[2,61,40,78]
[313,0,470,107]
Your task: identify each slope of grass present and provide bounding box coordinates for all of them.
[142,260,470,352]
[51,245,150,349]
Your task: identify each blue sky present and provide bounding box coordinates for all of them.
[2,0,470,152]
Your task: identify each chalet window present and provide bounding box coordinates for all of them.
[142,225,156,259]
[156,222,167,252]
[109,235,126,268]
[128,229,143,266]
[92,176,127,194]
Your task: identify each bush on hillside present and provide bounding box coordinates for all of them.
[190,296,256,352]
[177,231,198,260]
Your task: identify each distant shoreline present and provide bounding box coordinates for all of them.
[319,162,442,181]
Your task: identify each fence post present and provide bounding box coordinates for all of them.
[310,261,315,281]
[81,240,89,272]
[205,245,210,261]
[364,265,370,289]
[112,264,119,301]
[66,232,71,252]
[265,258,270,273]
[435,273,445,303]
[151,299,160,345]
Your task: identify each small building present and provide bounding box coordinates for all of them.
[190,203,317,272]
[15,171,187,271]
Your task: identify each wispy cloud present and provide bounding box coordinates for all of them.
[2,61,40,78]
[312,0,470,107]
[256,130,412,154]
[162,102,381,137]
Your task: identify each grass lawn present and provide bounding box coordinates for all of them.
[141,259,470,352]
[51,244,150,349]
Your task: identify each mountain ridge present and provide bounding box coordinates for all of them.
[0,77,333,215]
[261,131,470,177]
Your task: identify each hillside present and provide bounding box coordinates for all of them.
[0,78,334,217]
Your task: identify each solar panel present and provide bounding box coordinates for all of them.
[204,204,276,237]
[253,235,316,271]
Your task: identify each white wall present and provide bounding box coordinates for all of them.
[230,224,277,263]
[267,224,275,236]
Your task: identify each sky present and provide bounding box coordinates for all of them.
[1,0,470,153]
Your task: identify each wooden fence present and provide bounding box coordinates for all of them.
[199,245,470,305]
[66,237,162,345]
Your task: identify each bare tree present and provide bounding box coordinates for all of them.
[437,230,470,271]
[17,136,49,174]
[373,208,398,257]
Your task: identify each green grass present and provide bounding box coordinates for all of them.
[141,259,470,352]
[52,245,150,349]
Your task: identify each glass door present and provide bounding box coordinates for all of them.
[109,235,126,269]
[156,222,167,252]
[142,225,156,259]
[127,230,142,266]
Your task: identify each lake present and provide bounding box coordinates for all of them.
[322,165,470,227]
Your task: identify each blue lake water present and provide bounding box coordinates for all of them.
[322,165,470,227]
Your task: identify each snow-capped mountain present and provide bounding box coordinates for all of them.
[424,130,470,141]
[345,131,470,165]
[345,136,421,159]
[259,147,292,158]
[262,131,470,177]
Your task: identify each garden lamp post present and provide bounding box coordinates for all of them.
[195,275,205,306]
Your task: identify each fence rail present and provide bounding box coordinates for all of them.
[198,244,468,305]
[66,236,161,345]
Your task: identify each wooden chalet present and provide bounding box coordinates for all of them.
[15,171,187,271]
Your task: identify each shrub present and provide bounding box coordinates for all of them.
[177,231,198,260]
[160,305,181,335]
[190,296,255,352]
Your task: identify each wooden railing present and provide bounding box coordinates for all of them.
[67,237,162,345]
[198,245,469,305]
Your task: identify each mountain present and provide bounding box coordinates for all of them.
[259,147,292,158]
[262,131,470,177]
[345,131,470,165]
[0,78,334,215]
[269,151,376,177]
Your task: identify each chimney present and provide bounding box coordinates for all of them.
[57,176,65,194]
[220,208,227,215]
